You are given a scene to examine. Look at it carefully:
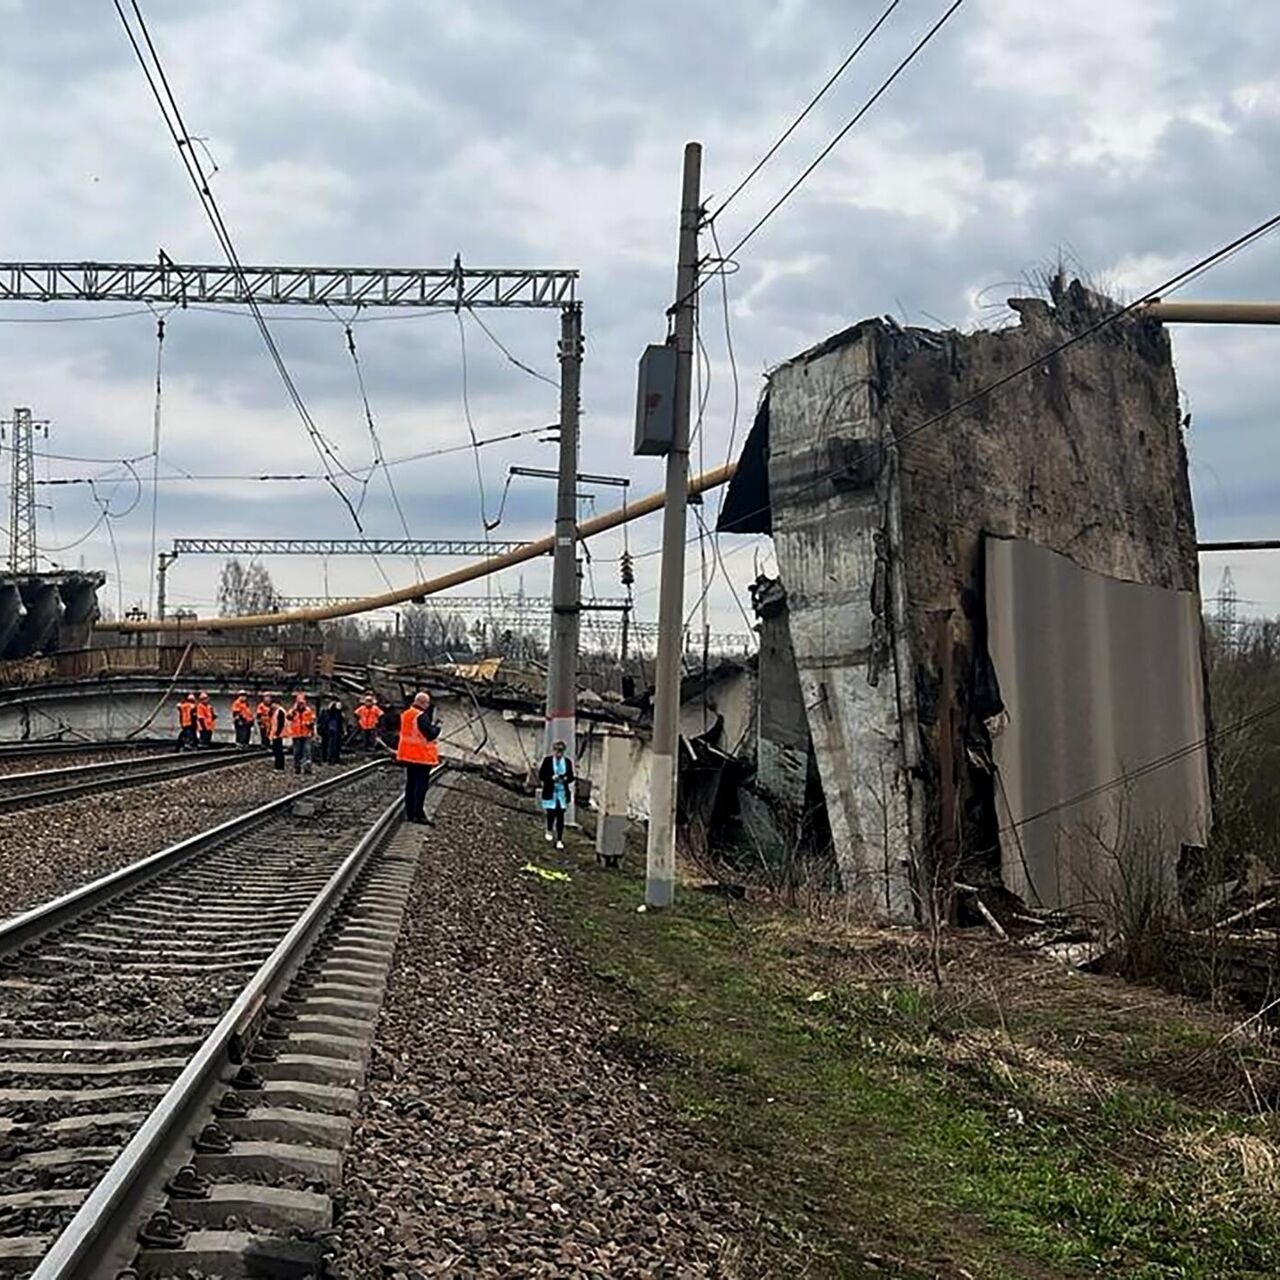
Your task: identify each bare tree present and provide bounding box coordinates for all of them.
[217,558,278,617]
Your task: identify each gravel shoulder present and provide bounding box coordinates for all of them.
[332,780,756,1279]
[0,757,374,920]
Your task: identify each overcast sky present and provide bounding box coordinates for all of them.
[2,0,1278,634]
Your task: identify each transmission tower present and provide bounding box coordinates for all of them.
[5,407,43,575]
[1216,566,1239,651]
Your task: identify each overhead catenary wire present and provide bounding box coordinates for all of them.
[13,426,546,483]
[113,0,371,539]
[463,305,560,389]
[341,321,424,581]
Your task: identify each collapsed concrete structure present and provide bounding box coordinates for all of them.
[721,278,1211,920]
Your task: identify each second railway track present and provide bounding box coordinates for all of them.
[0,760,404,1277]
[0,750,257,814]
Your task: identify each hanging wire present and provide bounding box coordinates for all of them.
[341,318,424,582]
[463,305,560,389]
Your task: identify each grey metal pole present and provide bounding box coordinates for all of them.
[546,302,583,822]
[645,141,701,908]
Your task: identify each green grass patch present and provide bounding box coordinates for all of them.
[515,813,1280,1278]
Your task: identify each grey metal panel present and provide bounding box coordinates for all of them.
[634,343,677,456]
[985,537,1211,912]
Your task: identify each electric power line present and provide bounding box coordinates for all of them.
[712,0,905,222]
[712,0,967,266]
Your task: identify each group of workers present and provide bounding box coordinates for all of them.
[176,685,579,844]
[176,690,389,776]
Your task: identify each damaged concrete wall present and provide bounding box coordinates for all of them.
[765,336,921,917]
[748,277,1204,919]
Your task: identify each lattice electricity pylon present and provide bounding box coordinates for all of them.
[1215,566,1240,652]
[3,407,47,575]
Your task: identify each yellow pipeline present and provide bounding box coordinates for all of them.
[100,461,738,635]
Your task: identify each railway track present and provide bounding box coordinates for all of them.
[0,750,256,813]
[0,744,175,779]
[0,742,171,763]
[0,760,413,1278]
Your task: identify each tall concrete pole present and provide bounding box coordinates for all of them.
[546,302,584,820]
[645,141,701,909]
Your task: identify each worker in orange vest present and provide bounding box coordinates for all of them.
[255,694,273,748]
[268,697,288,772]
[396,691,439,824]
[355,694,384,752]
[195,692,217,748]
[230,691,254,748]
[176,692,198,752]
[286,691,316,776]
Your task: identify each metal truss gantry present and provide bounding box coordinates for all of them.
[278,594,627,612]
[170,538,533,557]
[0,260,577,310]
[4,255,590,756]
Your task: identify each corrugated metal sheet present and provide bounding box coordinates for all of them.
[985,537,1210,911]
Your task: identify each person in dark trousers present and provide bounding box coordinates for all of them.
[176,692,198,751]
[287,692,316,776]
[396,691,439,824]
[256,694,273,747]
[195,692,216,748]
[355,694,383,752]
[318,699,346,765]
[538,739,574,849]
[230,691,254,748]
[269,699,288,771]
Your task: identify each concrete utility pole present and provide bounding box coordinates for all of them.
[546,302,584,819]
[644,142,701,909]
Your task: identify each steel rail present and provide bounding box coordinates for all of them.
[0,759,388,957]
[29,774,404,1279]
[0,745,241,786]
[0,738,172,759]
[0,748,254,814]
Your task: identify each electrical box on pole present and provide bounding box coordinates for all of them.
[634,344,678,456]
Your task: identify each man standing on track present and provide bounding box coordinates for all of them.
[396,691,439,824]
[355,694,383,753]
[318,698,346,765]
[176,692,198,751]
[256,693,273,747]
[287,691,316,776]
[269,697,288,771]
[230,691,254,748]
[195,692,216,748]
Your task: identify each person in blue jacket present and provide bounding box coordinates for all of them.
[538,739,574,850]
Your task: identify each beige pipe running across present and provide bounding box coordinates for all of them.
[99,461,738,635]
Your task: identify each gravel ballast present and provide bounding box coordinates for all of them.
[0,758,371,920]
[332,783,752,1279]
